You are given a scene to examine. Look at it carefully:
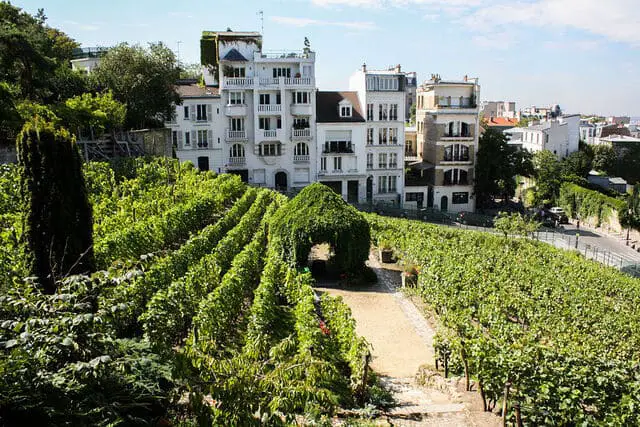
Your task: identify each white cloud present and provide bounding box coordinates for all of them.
[270,16,377,31]
[62,20,100,31]
[309,0,640,45]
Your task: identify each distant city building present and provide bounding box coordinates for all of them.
[580,122,631,146]
[70,47,108,74]
[404,70,417,123]
[407,74,480,213]
[505,114,580,159]
[481,101,517,119]
[606,116,630,125]
[483,117,519,133]
[588,173,629,194]
[349,64,406,205]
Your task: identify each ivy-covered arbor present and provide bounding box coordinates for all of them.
[270,183,370,272]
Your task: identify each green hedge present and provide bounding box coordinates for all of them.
[559,182,626,226]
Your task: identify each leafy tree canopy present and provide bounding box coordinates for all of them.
[92,43,180,128]
[533,150,562,204]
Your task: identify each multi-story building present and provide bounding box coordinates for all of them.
[349,64,406,205]
[70,47,108,74]
[505,114,579,159]
[166,81,223,171]
[481,100,517,119]
[170,31,317,191]
[407,74,480,213]
[404,70,417,123]
[315,91,368,203]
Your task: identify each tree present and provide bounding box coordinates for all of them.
[409,103,416,125]
[591,145,616,174]
[58,91,126,135]
[561,150,592,178]
[533,150,562,204]
[17,118,95,293]
[516,117,531,128]
[614,143,640,185]
[621,184,640,232]
[92,43,180,128]
[475,127,534,207]
[494,212,540,238]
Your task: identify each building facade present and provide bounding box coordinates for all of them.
[506,115,580,159]
[315,92,368,203]
[349,65,406,205]
[408,75,480,213]
[175,31,318,191]
[481,100,517,119]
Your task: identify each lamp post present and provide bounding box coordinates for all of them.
[627,208,632,246]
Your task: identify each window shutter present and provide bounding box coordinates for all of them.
[189,105,196,121]
[177,131,183,148]
[207,130,213,146]
[207,104,213,121]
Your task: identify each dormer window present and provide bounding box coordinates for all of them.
[340,106,352,117]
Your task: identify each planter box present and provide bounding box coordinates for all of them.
[402,274,418,288]
[379,249,395,263]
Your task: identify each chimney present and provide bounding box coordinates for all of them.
[362,63,367,72]
[395,64,401,73]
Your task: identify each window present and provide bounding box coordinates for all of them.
[389,153,398,168]
[367,103,374,121]
[259,94,270,105]
[389,127,398,144]
[444,144,470,161]
[259,143,281,156]
[197,130,209,148]
[228,92,244,105]
[378,153,387,169]
[340,105,352,117]
[184,131,190,146]
[276,93,281,105]
[379,128,388,145]
[293,117,310,129]
[172,131,179,147]
[197,156,210,171]
[277,117,282,129]
[406,192,424,202]
[272,67,291,78]
[443,169,469,185]
[230,117,245,132]
[320,157,327,171]
[324,140,353,153]
[367,76,399,91]
[183,106,189,119]
[452,192,469,204]
[333,157,342,171]
[379,104,388,121]
[378,176,388,193]
[196,104,208,121]
[259,117,271,130]
[294,142,309,156]
[294,92,310,104]
[230,143,245,158]
[231,67,245,77]
[389,176,397,192]
[366,153,373,169]
[367,128,374,144]
[389,104,398,121]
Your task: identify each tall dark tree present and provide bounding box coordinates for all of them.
[533,150,562,204]
[92,42,180,128]
[561,150,592,178]
[475,127,534,207]
[591,144,616,174]
[17,119,95,293]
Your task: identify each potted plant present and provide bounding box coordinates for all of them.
[378,239,395,263]
[401,264,419,288]
[295,72,301,78]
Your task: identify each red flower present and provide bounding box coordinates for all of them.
[319,320,331,335]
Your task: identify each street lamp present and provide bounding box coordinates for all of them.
[627,208,632,246]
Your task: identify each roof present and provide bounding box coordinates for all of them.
[176,84,220,98]
[222,48,248,62]
[609,177,627,185]
[600,125,631,138]
[316,91,365,123]
[485,117,519,127]
[601,135,640,143]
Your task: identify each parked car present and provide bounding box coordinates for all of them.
[549,207,569,224]
[455,211,494,227]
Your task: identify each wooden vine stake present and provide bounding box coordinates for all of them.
[502,381,511,427]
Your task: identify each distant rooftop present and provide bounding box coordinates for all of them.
[316,91,365,123]
[71,47,109,60]
[176,83,219,98]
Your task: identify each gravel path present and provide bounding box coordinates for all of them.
[314,250,500,426]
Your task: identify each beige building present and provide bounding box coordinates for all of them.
[405,75,480,213]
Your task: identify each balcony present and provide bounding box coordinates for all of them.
[258,77,279,87]
[257,104,282,114]
[228,156,246,166]
[293,154,310,163]
[441,134,474,141]
[261,129,282,141]
[224,104,247,116]
[284,77,312,86]
[223,77,254,88]
[226,129,248,141]
[292,128,311,140]
[290,103,313,116]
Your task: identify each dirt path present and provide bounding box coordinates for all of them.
[314,250,500,426]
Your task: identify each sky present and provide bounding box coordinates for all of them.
[13,0,640,116]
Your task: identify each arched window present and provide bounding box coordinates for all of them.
[230,143,245,158]
[294,142,309,156]
[443,168,469,185]
[444,144,470,161]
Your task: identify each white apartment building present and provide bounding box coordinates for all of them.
[409,75,480,213]
[170,31,317,191]
[349,65,406,205]
[70,47,108,74]
[506,114,580,159]
[316,91,368,203]
[166,83,223,172]
[481,100,517,119]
